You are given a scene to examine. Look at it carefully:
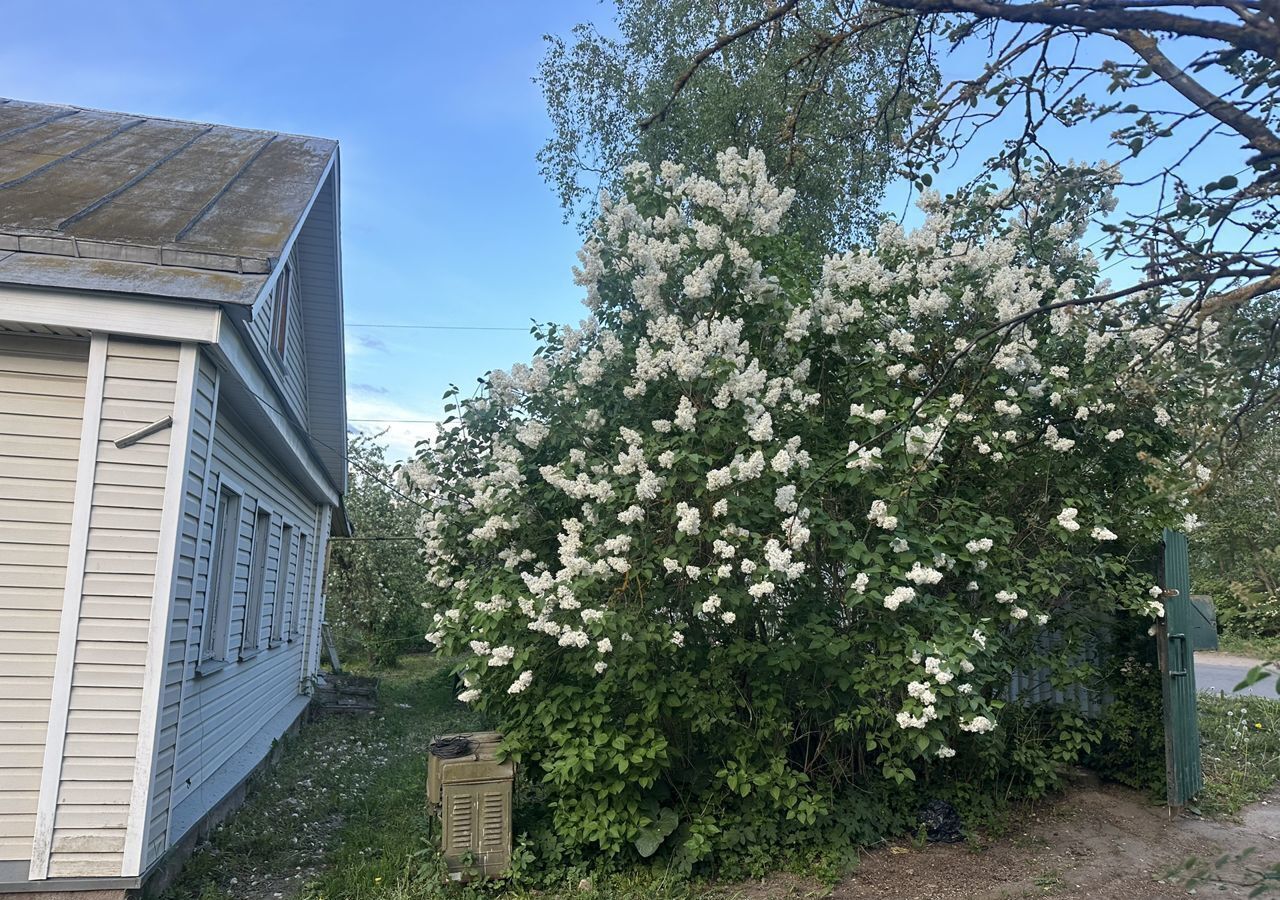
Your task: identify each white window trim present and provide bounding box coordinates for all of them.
[289,531,310,640]
[240,502,275,660]
[270,521,295,647]
[269,261,291,364]
[198,476,245,673]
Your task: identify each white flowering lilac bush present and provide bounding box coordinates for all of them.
[413,150,1222,868]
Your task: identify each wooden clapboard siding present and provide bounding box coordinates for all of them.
[164,399,320,860]
[0,332,87,863]
[247,245,308,426]
[43,336,180,878]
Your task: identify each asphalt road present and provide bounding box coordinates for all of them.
[1195,652,1278,698]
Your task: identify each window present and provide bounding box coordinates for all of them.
[241,507,272,658]
[200,486,242,665]
[270,261,291,360]
[290,533,309,638]
[271,523,294,646]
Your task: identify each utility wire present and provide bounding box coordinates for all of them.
[347,323,529,332]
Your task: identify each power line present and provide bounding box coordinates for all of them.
[347,323,529,332]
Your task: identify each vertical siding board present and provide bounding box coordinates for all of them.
[28,334,102,879]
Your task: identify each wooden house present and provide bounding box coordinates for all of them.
[0,99,347,896]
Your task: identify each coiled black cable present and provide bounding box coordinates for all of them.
[429,735,474,759]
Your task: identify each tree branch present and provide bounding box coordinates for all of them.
[639,0,802,130]
[1198,271,1280,317]
[872,0,1280,57]
[1117,29,1280,157]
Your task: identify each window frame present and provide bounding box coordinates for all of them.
[239,503,274,660]
[270,522,295,648]
[270,261,292,363]
[198,480,243,673]
[289,532,309,640]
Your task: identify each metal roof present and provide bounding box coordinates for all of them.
[0,98,337,305]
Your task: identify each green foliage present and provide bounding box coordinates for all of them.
[1193,426,1280,645]
[326,433,428,666]
[536,0,932,244]
[1085,618,1166,795]
[1212,581,1280,643]
[413,154,1220,875]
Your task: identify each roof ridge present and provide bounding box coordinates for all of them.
[0,97,339,145]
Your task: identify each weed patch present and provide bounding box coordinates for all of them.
[1198,693,1280,818]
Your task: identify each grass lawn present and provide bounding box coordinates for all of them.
[158,654,481,900]
[1198,692,1280,818]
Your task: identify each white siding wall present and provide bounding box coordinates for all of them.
[0,322,332,880]
[248,247,308,426]
[161,381,323,864]
[0,334,88,863]
[38,337,182,879]
[139,353,216,868]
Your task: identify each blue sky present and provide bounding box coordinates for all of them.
[0,1,601,458]
[2,4,1243,459]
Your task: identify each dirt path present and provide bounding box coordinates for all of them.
[831,783,1279,899]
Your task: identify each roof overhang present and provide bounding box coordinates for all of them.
[0,251,265,305]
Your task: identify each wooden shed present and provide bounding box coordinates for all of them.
[0,98,347,896]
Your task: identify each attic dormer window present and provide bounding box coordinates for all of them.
[271,261,292,361]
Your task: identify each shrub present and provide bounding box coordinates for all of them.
[411,151,1225,871]
[326,434,429,667]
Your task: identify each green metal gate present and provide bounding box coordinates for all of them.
[1159,528,1203,810]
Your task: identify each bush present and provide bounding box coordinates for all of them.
[410,151,1226,872]
[1201,577,1280,642]
[1193,428,1280,644]
[1085,616,1166,795]
[326,434,429,667]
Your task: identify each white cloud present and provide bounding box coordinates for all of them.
[346,392,439,462]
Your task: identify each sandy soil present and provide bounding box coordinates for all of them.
[1196,651,1268,668]
[725,780,1280,900]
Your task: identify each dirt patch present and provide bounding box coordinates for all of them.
[1197,651,1267,668]
[829,782,1279,899]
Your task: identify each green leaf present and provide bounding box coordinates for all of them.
[1234,665,1272,691]
[634,830,663,858]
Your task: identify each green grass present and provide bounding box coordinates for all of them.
[1198,693,1280,818]
[158,654,482,900]
[159,654,818,900]
[1217,633,1280,662]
